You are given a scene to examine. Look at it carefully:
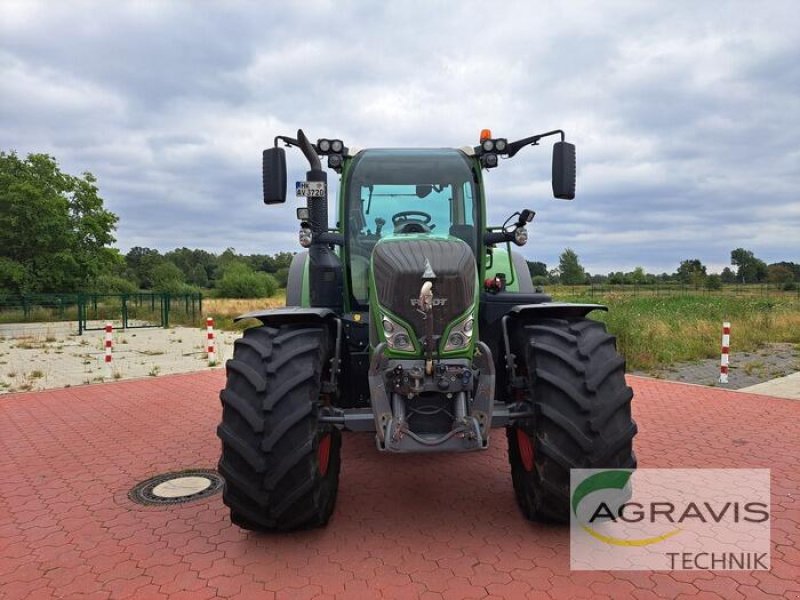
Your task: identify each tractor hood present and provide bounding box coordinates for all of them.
[370,236,476,355]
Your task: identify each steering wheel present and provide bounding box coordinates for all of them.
[392,210,433,226]
[392,210,434,234]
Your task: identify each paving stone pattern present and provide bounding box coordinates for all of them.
[1,372,798,599]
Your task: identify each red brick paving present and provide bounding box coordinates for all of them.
[1,372,798,599]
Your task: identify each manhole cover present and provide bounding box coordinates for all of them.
[129,469,223,506]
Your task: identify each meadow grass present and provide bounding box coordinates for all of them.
[192,290,800,372]
[198,293,286,330]
[551,293,800,371]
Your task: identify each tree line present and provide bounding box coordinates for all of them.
[531,248,799,290]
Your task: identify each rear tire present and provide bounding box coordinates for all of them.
[217,323,341,531]
[507,318,637,522]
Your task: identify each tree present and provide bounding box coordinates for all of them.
[558,248,586,285]
[769,262,800,281]
[0,152,119,293]
[768,264,795,286]
[164,247,218,284]
[124,247,164,289]
[608,271,625,285]
[629,266,647,285]
[720,267,737,284]
[189,263,209,288]
[705,274,723,290]
[676,259,707,288]
[216,263,278,298]
[151,261,188,294]
[731,248,768,283]
[526,261,548,278]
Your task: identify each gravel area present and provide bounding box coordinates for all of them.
[633,342,800,389]
[0,321,238,394]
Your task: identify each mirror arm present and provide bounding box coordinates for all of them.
[315,232,344,246]
[484,230,513,246]
[297,129,322,171]
[274,135,299,148]
[506,129,565,158]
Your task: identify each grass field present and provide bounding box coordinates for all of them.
[203,290,800,372]
[548,291,800,371]
[201,293,286,330]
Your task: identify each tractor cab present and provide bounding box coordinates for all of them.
[343,148,480,308]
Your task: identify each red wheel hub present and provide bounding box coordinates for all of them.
[516,428,535,472]
[317,433,332,476]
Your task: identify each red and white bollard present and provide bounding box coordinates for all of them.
[104,322,113,376]
[719,321,731,384]
[206,317,216,365]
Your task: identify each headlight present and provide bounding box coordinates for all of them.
[513,226,528,246]
[299,227,313,248]
[481,153,498,168]
[382,315,414,351]
[382,317,394,334]
[447,332,465,348]
[444,316,474,352]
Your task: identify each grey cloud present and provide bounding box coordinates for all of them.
[1,1,797,273]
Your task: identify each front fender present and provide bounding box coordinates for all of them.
[234,306,336,326]
[509,302,607,320]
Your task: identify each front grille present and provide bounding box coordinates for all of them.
[372,238,475,339]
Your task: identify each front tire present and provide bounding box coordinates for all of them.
[507,318,637,522]
[217,323,341,531]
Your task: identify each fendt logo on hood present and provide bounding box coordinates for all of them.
[410,297,448,307]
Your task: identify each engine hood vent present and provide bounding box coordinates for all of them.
[371,238,475,340]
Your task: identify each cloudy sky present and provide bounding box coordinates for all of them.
[1,1,798,274]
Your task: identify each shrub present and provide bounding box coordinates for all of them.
[532,276,548,287]
[216,264,278,298]
[783,281,797,291]
[90,274,138,294]
[274,266,290,288]
[151,262,188,294]
[705,274,723,290]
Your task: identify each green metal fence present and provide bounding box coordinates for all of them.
[0,292,203,334]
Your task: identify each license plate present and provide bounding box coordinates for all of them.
[295,181,326,198]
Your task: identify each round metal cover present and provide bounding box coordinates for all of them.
[129,469,223,506]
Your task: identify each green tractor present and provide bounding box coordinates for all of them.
[217,128,637,531]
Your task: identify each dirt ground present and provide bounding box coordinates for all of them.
[2,320,798,394]
[0,321,237,394]
[633,342,800,388]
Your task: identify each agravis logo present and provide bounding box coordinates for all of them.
[571,470,682,547]
[570,469,771,570]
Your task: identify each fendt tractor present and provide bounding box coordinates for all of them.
[217,128,637,531]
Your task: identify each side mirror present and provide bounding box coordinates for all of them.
[263,147,287,204]
[552,141,576,200]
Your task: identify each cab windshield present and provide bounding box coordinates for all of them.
[344,149,479,307]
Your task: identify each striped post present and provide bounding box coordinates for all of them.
[104,322,113,376]
[206,317,216,365]
[719,321,730,384]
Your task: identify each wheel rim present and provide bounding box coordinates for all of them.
[317,433,332,476]
[516,428,534,472]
